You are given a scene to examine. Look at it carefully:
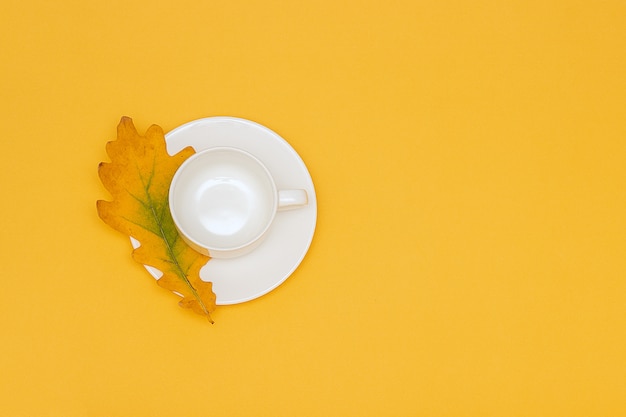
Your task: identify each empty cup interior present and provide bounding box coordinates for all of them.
[170,148,276,251]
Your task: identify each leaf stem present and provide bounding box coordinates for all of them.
[140,163,213,323]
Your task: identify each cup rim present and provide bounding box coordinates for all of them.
[169,146,278,254]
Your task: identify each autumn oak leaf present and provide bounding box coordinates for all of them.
[97,117,216,322]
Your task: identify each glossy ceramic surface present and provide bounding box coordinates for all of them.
[132,117,317,304]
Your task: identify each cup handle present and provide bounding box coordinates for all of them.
[278,189,308,211]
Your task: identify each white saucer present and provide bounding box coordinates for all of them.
[131,117,317,305]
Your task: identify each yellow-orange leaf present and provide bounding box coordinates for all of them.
[97,117,215,322]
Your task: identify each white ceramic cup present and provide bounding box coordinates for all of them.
[169,147,308,258]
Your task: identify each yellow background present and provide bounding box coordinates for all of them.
[1,0,625,415]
